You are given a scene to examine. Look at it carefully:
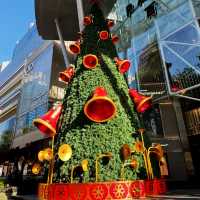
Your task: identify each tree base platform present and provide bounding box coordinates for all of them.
[38,179,167,200]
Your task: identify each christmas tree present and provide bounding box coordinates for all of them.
[53,3,149,183]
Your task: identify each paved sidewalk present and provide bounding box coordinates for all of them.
[9,189,200,200]
[9,195,39,200]
[149,189,200,199]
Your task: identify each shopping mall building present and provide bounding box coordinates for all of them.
[0,0,200,190]
[109,0,200,181]
[0,24,72,192]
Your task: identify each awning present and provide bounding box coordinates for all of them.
[35,0,116,41]
[11,130,48,149]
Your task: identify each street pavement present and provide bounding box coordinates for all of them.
[149,189,200,199]
[7,189,200,200]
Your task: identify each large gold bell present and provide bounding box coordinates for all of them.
[38,150,45,162]
[81,159,89,172]
[44,148,53,161]
[120,144,131,161]
[150,144,164,160]
[58,144,72,162]
[32,163,41,175]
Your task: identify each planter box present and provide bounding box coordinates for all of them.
[38,179,167,200]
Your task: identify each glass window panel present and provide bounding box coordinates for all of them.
[27,110,36,127]
[165,43,200,72]
[183,46,200,71]
[137,44,166,96]
[36,104,47,118]
[127,47,137,88]
[157,1,193,39]
[142,104,164,137]
[132,25,156,55]
[0,116,15,148]
[166,23,200,44]
[16,45,53,130]
[12,26,44,67]
[162,46,200,91]
[166,43,192,56]
[16,115,26,134]
[0,25,45,87]
[18,45,53,113]
[0,116,15,136]
[192,0,200,17]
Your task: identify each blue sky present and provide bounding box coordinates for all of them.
[0,0,34,63]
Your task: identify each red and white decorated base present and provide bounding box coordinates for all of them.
[38,179,167,200]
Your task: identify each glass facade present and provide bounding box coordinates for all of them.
[0,25,44,88]
[16,44,54,135]
[0,23,67,139]
[110,0,200,98]
[157,0,200,96]
[108,0,200,138]
[0,24,55,136]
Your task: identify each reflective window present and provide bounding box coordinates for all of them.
[162,46,200,92]
[112,0,200,97]
[142,104,164,137]
[156,1,193,39]
[161,19,200,93]
[165,23,200,44]
[110,1,193,98]
[192,0,200,18]
[127,47,137,88]
[0,116,16,148]
[136,44,166,96]
[12,25,44,67]
[132,25,156,55]
[108,0,199,138]
[0,117,15,135]
[16,45,53,134]
[0,25,45,87]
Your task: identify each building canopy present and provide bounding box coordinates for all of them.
[35,0,116,40]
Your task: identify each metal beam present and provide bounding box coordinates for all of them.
[173,93,200,102]
[55,18,69,67]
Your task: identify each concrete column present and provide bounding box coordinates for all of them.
[173,98,190,150]
[159,100,188,181]
[172,98,195,176]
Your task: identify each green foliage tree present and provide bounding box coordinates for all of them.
[54,4,148,182]
[0,130,13,150]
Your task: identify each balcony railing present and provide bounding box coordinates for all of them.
[0,88,21,108]
[0,100,18,118]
